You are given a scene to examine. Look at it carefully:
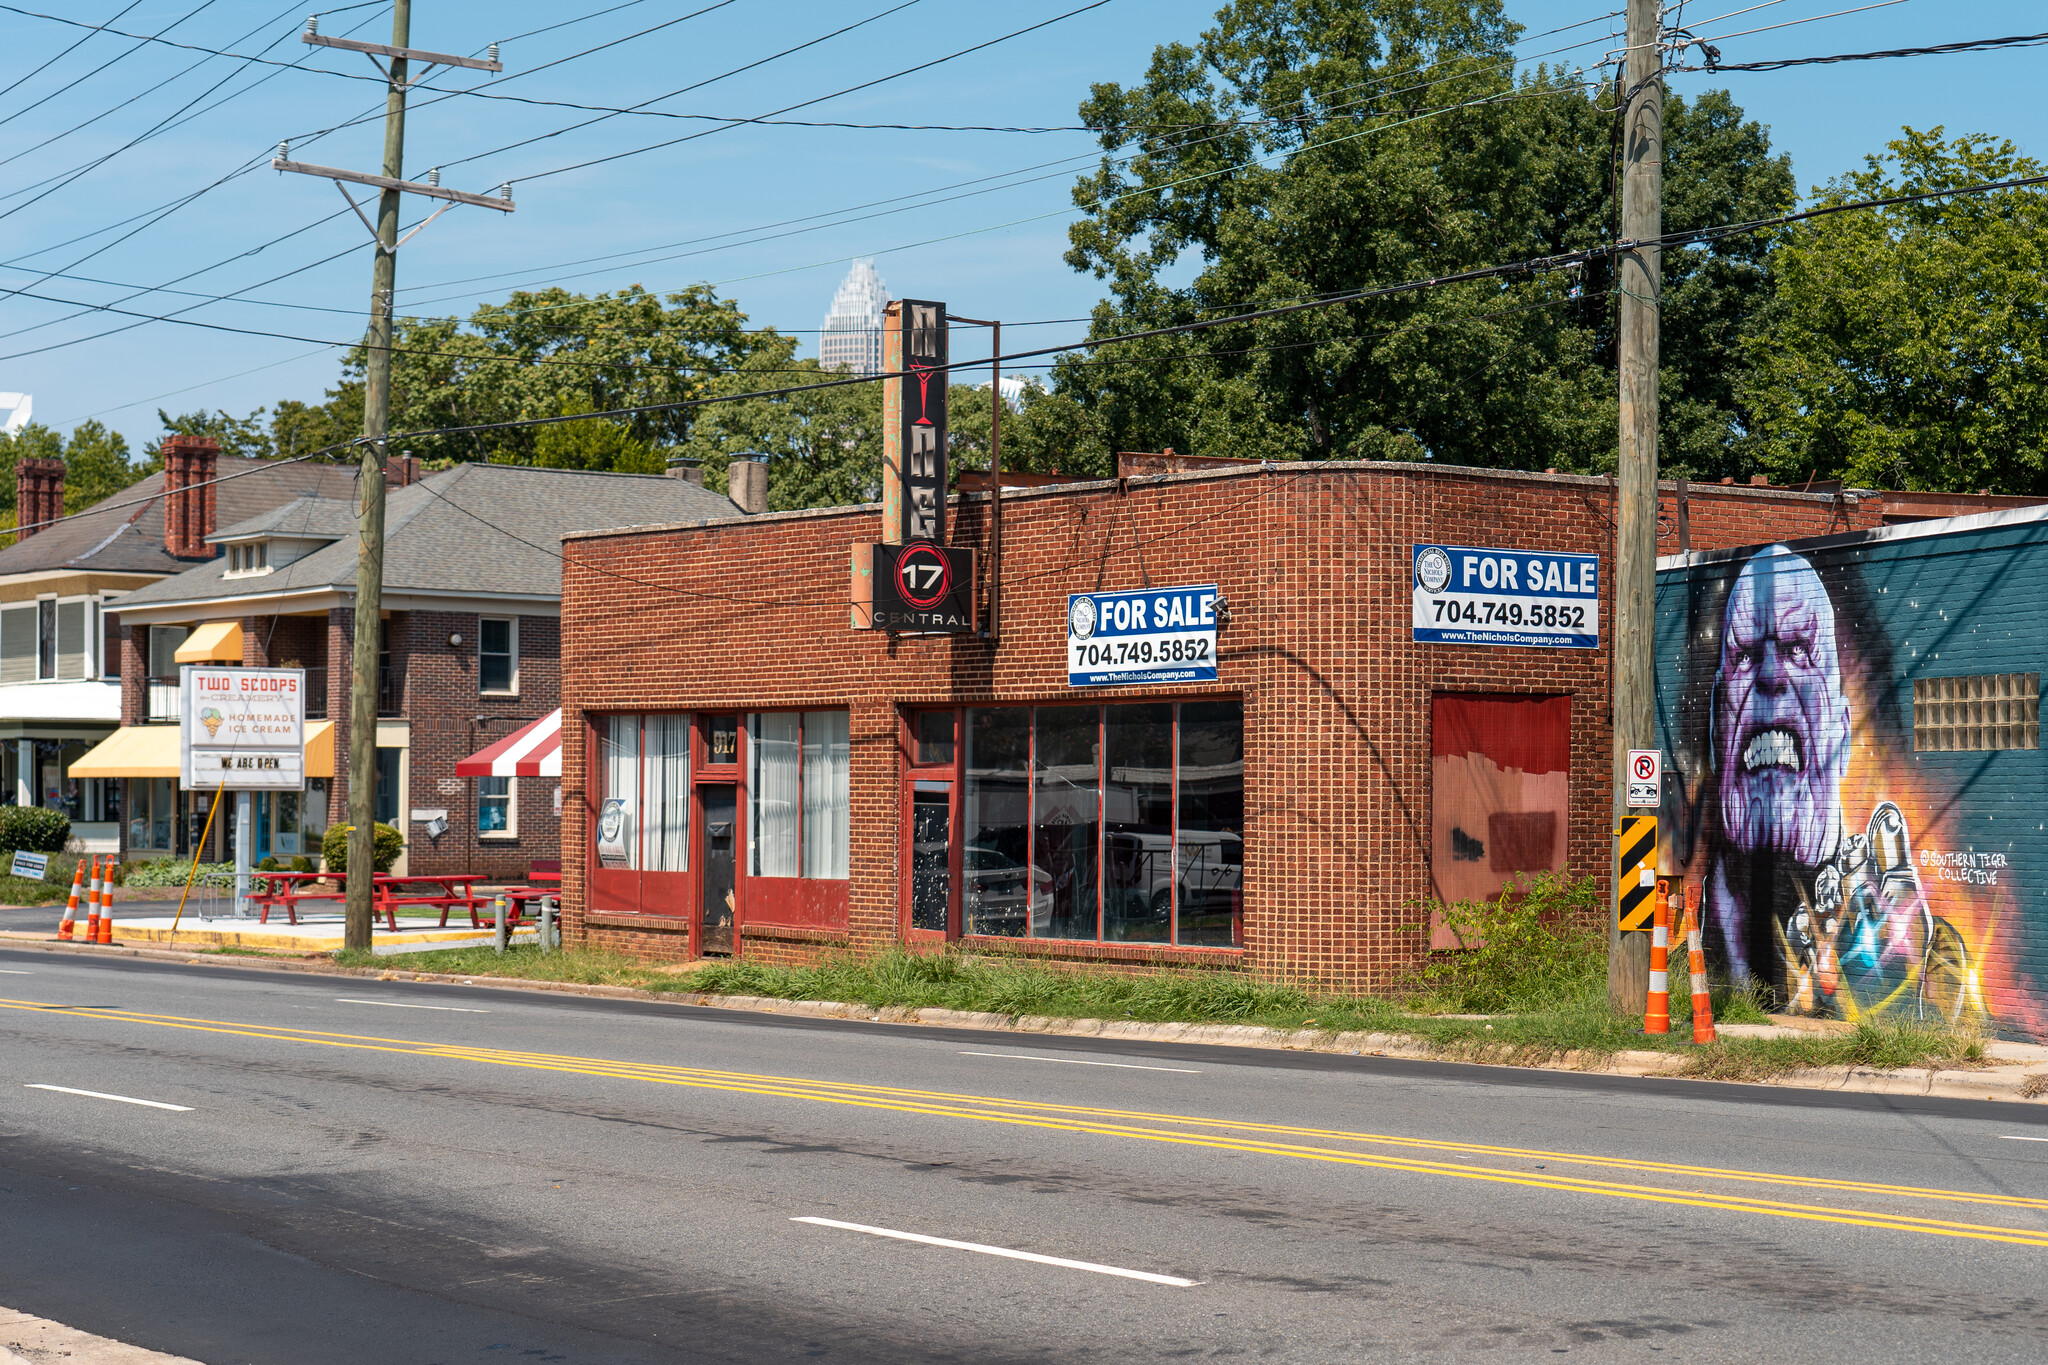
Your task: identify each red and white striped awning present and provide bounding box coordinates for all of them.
[456,707,562,777]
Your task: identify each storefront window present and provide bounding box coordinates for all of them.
[1035,707,1100,940]
[750,712,799,876]
[1104,703,1173,943]
[1175,701,1244,947]
[749,711,849,881]
[643,714,689,871]
[128,777,179,851]
[601,714,641,869]
[961,702,1243,947]
[963,708,1031,937]
[801,710,850,879]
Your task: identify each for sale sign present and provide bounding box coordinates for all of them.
[1411,543,1599,649]
[181,665,306,791]
[1067,585,1219,688]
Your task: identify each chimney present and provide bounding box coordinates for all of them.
[384,453,419,489]
[728,454,768,515]
[665,454,704,487]
[160,433,220,557]
[14,457,64,540]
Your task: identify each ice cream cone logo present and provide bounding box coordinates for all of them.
[199,707,224,739]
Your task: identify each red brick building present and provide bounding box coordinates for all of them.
[557,459,2038,986]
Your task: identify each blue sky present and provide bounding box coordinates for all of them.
[1,0,2042,453]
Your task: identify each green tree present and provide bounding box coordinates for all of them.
[678,341,886,511]
[1036,0,1792,478]
[1738,128,2048,493]
[354,285,783,466]
[61,419,136,511]
[149,407,274,460]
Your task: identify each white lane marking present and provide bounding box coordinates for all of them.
[336,998,489,1013]
[0,969,32,974]
[958,1050,1198,1074]
[25,1084,192,1112]
[1999,1135,2048,1142]
[792,1217,1199,1286]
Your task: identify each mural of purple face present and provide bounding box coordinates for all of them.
[1713,546,1851,868]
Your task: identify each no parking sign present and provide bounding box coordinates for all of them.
[1627,749,1661,809]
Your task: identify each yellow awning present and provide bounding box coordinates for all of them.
[69,720,338,781]
[304,719,334,779]
[69,725,181,779]
[174,620,243,663]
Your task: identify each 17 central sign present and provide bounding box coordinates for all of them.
[852,540,976,634]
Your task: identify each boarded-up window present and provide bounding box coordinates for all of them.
[1431,693,1571,943]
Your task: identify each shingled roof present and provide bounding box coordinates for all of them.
[0,456,361,576]
[111,462,746,609]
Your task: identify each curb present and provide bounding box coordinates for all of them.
[4,933,2043,1103]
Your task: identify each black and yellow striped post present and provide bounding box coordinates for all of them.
[1616,816,1658,932]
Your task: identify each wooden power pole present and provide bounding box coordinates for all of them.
[1610,0,1662,1012]
[272,3,512,950]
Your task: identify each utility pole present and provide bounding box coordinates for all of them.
[273,5,512,951]
[1609,0,1662,1012]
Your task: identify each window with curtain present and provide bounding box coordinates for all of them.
[56,599,88,680]
[644,713,690,872]
[801,710,850,880]
[600,713,641,869]
[749,712,800,877]
[961,702,1244,946]
[478,777,512,835]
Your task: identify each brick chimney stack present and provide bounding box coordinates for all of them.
[384,453,418,489]
[14,458,64,540]
[160,433,219,558]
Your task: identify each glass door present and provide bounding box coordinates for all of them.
[910,781,952,934]
[700,785,737,955]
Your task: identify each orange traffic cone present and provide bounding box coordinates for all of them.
[56,862,83,940]
[96,870,114,944]
[1683,880,1716,1044]
[82,856,102,944]
[1643,877,1671,1034]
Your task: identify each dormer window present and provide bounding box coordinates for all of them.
[225,540,270,577]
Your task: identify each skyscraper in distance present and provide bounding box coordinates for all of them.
[820,259,889,377]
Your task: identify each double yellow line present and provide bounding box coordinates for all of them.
[10,997,2048,1248]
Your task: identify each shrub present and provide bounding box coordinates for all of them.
[123,859,235,889]
[322,822,404,874]
[290,855,314,874]
[1408,872,1605,1014]
[257,855,280,871]
[0,805,71,852]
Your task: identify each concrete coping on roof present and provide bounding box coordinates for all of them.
[1658,497,2048,572]
[562,458,1860,545]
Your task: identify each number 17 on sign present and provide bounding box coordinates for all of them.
[1627,749,1661,809]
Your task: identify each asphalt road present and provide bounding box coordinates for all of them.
[1,946,2044,1364]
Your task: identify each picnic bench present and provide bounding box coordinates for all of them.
[249,871,496,932]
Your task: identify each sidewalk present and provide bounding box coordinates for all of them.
[2,1307,201,1365]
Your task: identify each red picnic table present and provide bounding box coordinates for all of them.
[250,871,496,932]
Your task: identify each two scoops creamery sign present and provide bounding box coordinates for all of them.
[181,666,306,791]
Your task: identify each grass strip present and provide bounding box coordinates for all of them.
[328,941,1988,1082]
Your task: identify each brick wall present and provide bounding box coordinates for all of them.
[564,462,1791,985]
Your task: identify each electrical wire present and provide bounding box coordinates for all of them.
[0,0,223,132]
[0,0,147,105]
[1681,28,2048,72]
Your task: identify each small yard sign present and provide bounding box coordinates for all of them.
[10,850,47,881]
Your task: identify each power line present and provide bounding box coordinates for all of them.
[0,0,227,132]
[0,0,147,105]
[1680,28,2048,72]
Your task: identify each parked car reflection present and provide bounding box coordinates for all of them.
[962,844,1053,936]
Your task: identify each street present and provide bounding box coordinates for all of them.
[2,946,2045,1364]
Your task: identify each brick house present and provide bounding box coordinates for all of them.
[0,436,356,850]
[554,457,1976,986]
[85,455,742,875]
